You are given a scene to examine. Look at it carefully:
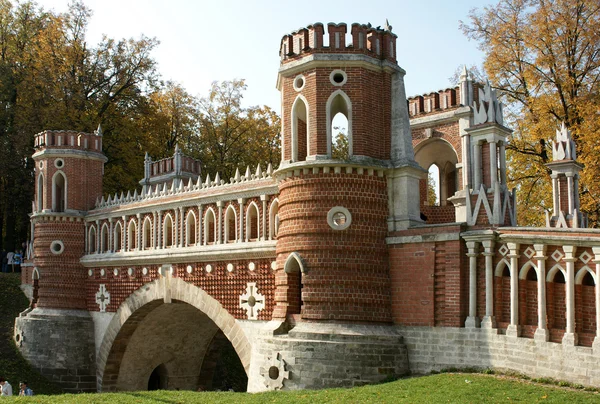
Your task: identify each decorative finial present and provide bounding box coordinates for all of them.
[552,122,577,161]
[96,123,103,137]
[384,19,392,32]
[472,80,504,126]
[460,65,469,81]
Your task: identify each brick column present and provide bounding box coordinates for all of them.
[238,198,245,243]
[473,140,482,190]
[261,195,267,241]
[217,201,223,244]
[551,174,559,215]
[489,141,497,186]
[95,220,100,253]
[534,244,549,341]
[157,211,163,249]
[507,242,521,337]
[592,247,600,349]
[465,241,479,328]
[122,215,127,251]
[137,213,142,251]
[174,208,179,247]
[152,212,157,249]
[108,218,113,252]
[197,204,203,246]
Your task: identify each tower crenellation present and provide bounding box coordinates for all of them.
[280,22,397,64]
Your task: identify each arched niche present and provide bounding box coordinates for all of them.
[414,138,459,206]
[52,171,67,212]
[291,95,309,162]
[326,90,352,158]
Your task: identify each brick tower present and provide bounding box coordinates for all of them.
[273,22,422,324]
[16,127,106,392]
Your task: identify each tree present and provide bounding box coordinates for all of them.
[461,0,600,225]
[194,80,280,180]
[331,128,349,160]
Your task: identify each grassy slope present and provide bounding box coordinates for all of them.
[5,374,599,403]
[0,273,62,395]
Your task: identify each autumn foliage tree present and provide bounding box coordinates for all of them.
[0,1,280,252]
[461,0,600,226]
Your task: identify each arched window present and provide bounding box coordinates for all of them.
[427,164,440,206]
[225,206,237,243]
[37,173,44,212]
[246,202,259,241]
[128,220,137,251]
[291,96,309,162]
[114,222,122,251]
[143,217,152,249]
[164,214,174,247]
[326,90,352,158]
[269,199,279,240]
[88,226,97,254]
[186,210,196,246]
[284,252,305,314]
[52,171,67,212]
[101,224,109,253]
[204,208,216,244]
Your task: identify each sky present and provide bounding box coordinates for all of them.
[38,0,496,111]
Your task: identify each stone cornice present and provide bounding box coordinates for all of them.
[32,148,108,163]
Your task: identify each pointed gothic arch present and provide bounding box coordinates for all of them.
[163,214,174,248]
[143,217,152,249]
[268,198,279,240]
[225,205,237,243]
[127,220,137,251]
[291,95,309,162]
[186,210,197,246]
[114,221,123,252]
[326,90,353,158]
[52,170,67,212]
[245,202,259,241]
[101,223,109,253]
[204,208,216,245]
[88,225,97,254]
[37,173,44,212]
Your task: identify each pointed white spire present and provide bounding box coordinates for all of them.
[244,166,251,181]
[234,168,241,182]
[214,172,221,185]
[267,163,273,176]
[196,176,202,188]
[126,190,131,200]
[96,123,103,137]
[255,164,262,178]
[187,177,193,189]
[100,196,105,205]
[553,122,577,161]
[133,189,138,199]
[205,173,211,187]
[177,179,184,192]
[170,180,177,194]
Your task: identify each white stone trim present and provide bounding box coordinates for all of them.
[327,206,352,230]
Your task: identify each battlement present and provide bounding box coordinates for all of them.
[408,83,483,118]
[280,22,397,64]
[33,129,103,153]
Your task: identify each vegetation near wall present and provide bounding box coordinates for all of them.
[461,0,600,226]
[0,1,280,252]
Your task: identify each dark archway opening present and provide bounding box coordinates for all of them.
[197,330,248,392]
[148,364,168,390]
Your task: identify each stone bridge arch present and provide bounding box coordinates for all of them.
[96,276,251,391]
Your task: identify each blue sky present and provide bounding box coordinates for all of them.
[39,0,496,111]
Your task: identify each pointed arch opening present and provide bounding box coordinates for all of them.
[291,95,309,162]
[31,267,40,307]
[518,261,539,338]
[114,222,123,252]
[415,138,459,208]
[426,164,441,206]
[547,264,567,343]
[576,266,597,347]
[143,217,152,250]
[186,210,197,246]
[164,214,174,248]
[269,199,279,240]
[204,208,216,245]
[128,220,137,251]
[37,173,44,212]
[326,90,352,158]
[494,259,511,332]
[88,226,97,254]
[245,202,259,241]
[52,171,67,212]
[225,206,237,243]
[284,252,305,315]
[101,223,109,253]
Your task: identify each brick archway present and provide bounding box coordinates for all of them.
[96,277,251,391]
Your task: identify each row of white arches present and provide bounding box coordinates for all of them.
[290,89,352,162]
[496,259,596,286]
[86,199,280,254]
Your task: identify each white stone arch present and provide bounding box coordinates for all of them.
[163,213,174,248]
[245,201,260,241]
[95,278,252,392]
[268,198,280,240]
[114,221,123,251]
[142,217,152,249]
[575,266,596,285]
[284,252,307,273]
[32,267,40,280]
[291,94,310,161]
[326,89,353,157]
[494,258,511,277]
[546,264,567,282]
[127,219,137,251]
[414,138,459,206]
[100,223,110,253]
[225,205,237,243]
[37,172,44,212]
[185,209,197,246]
[51,170,67,212]
[88,225,97,254]
[204,207,217,244]
[519,261,538,280]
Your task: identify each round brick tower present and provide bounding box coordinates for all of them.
[273,22,422,323]
[15,128,106,392]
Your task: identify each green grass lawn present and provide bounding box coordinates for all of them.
[2,373,598,402]
[1,273,599,402]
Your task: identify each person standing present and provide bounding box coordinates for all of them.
[13,250,22,273]
[0,377,13,396]
[18,381,33,396]
[5,251,14,273]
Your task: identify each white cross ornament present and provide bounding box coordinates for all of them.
[239,282,265,320]
[95,284,110,312]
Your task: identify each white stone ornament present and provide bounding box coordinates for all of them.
[239,282,265,320]
[552,122,577,161]
[205,264,213,273]
[88,269,93,277]
[95,284,110,312]
[113,268,119,276]
[248,262,256,271]
[271,261,277,270]
[142,267,148,275]
[264,352,289,390]
[186,265,193,274]
[227,263,234,272]
[472,81,503,126]
[127,268,134,276]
